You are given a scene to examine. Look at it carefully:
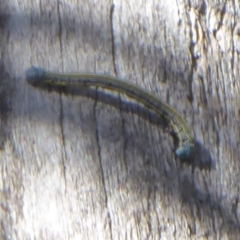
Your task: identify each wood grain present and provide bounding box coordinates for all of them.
[1,0,240,239]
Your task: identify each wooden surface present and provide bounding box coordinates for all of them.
[1,0,240,239]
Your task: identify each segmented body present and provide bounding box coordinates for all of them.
[26,66,195,159]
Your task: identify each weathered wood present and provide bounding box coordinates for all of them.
[1,0,240,239]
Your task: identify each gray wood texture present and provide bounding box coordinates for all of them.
[1,0,240,239]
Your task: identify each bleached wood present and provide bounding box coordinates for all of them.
[1,0,240,239]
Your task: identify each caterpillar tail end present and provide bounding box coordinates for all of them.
[175,142,195,160]
[26,66,45,85]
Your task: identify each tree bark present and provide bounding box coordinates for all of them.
[1,0,240,239]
